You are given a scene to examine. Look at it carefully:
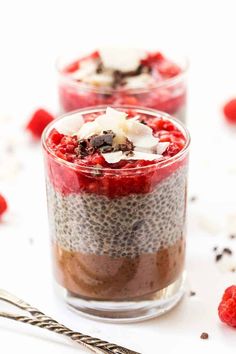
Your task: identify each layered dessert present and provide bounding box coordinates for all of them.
[43,107,189,302]
[58,48,187,122]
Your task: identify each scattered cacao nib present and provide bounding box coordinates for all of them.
[125,150,134,157]
[189,291,196,297]
[111,64,151,88]
[96,62,104,74]
[118,138,134,152]
[74,139,95,158]
[231,268,236,272]
[200,332,209,340]
[99,145,114,153]
[215,254,223,262]
[190,196,197,202]
[140,119,147,125]
[103,130,115,136]
[229,234,236,239]
[223,247,233,255]
[112,70,126,88]
[213,246,218,252]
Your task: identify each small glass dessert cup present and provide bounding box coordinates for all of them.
[57,48,188,123]
[42,106,190,322]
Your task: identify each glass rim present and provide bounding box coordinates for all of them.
[42,105,190,174]
[56,53,189,95]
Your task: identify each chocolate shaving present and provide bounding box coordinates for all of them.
[111,64,151,88]
[75,139,93,158]
[118,138,134,152]
[90,133,114,148]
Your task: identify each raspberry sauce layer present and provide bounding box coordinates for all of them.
[44,109,188,197]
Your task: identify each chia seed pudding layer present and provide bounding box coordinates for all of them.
[47,165,187,257]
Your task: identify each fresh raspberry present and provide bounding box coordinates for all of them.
[26,109,55,139]
[0,194,8,217]
[223,99,236,124]
[218,285,236,327]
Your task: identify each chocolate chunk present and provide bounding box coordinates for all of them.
[90,133,114,148]
[223,247,233,255]
[118,139,134,152]
[215,254,222,262]
[200,332,209,340]
[75,139,92,157]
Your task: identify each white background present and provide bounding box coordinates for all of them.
[0,0,236,353]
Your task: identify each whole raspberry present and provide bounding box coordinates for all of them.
[223,99,236,124]
[0,194,8,218]
[26,109,54,139]
[218,285,236,327]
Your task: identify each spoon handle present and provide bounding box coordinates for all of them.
[0,289,140,354]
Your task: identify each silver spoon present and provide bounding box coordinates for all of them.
[0,289,141,354]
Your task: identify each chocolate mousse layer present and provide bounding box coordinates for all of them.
[53,237,185,300]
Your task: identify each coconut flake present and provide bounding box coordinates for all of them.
[77,120,101,139]
[83,73,113,86]
[125,73,155,89]
[127,151,162,161]
[126,119,159,149]
[101,151,123,163]
[102,150,162,163]
[99,48,146,72]
[71,59,97,80]
[156,142,170,155]
[54,113,84,135]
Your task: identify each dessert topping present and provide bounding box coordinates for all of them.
[55,112,84,135]
[69,48,155,89]
[76,108,167,162]
[99,48,146,73]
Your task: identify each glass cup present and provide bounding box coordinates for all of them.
[42,106,190,322]
[57,52,188,123]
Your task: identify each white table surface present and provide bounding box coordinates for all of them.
[0,0,236,353]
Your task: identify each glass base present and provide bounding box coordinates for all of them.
[55,273,185,323]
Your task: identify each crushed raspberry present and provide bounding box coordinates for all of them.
[45,111,188,197]
[0,194,8,218]
[218,285,236,327]
[26,109,55,139]
[223,99,236,124]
